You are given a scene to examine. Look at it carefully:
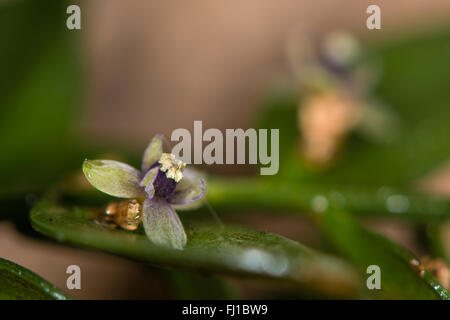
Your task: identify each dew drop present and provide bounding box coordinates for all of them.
[311,195,329,213]
[239,248,288,276]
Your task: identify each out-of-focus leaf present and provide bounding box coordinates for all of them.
[256,89,298,155]
[317,208,449,299]
[426,221,450,264]
[30,200,360,298]
[207,178,450,221]
[0,0,82,189]
[0,257,70,300]
[255,89,311,182]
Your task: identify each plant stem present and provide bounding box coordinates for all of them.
[207,177,450,221]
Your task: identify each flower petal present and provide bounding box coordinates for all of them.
[142,197,187,250]
[142,135,163,172]
[169,167,206,210]
[82,159,146,198]
[139,166,159,198]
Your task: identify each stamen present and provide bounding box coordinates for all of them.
[158,153,186,182]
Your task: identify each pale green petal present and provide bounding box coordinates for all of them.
[82,159,145,198]
[142,197,187,250]
[170,168,206,210]
[142,135,163,172]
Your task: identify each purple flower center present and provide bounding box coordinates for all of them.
[153,170,177,199]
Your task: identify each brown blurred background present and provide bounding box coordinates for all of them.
[82,0,450,147]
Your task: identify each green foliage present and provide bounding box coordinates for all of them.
[317,208,449,299]
[0,0,82,190]
[30,200,360,298]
